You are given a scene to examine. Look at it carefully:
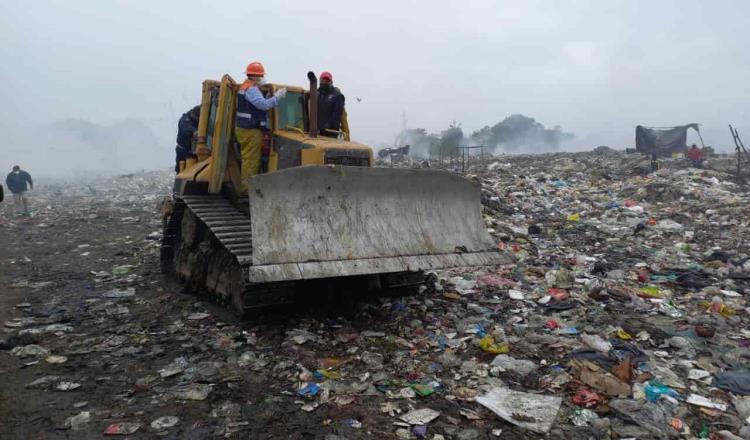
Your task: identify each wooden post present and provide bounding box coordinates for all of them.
[696,131,707,149]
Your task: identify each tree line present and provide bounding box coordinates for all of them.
[396,114,573,158]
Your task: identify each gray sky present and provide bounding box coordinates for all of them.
[3,0,750,162]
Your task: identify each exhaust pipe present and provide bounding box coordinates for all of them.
[307,71,318,138]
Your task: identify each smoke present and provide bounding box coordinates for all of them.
[470,114,574,153]
[390,115,574,159]
[395,128,439,159]
[3,117,173,179]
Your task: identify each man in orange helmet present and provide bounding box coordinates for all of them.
[236,62,287,190]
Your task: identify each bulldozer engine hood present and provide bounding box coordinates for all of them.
[273,130,369,151]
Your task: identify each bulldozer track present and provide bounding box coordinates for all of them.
[180,195,254,266]
[161,194,298,314]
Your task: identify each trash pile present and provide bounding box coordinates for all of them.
[1,152,749,439]
[456,150,750,438]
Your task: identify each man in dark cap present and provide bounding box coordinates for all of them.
[317,72,346,138]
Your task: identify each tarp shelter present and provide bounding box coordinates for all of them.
[635,124,700,157]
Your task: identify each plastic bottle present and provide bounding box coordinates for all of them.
[581,333,612,353]
[657,301,682,318]
[644,381,680,402]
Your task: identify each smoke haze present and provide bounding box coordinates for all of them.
[2,0,749,176]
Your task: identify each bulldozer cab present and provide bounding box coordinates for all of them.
[271,85,306,133]
[176,74,369,196]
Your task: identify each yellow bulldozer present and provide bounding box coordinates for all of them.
[161,72,510,315]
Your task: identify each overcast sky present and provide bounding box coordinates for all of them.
[3,0,749,155]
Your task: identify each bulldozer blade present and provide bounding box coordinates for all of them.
[247,166,511,283]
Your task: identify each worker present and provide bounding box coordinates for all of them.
[317,71,346,138]
[175,105,200,172]
[6,165,33,216]
[687,144,703,168]
[236,61,286,189]
[650,150,660,173]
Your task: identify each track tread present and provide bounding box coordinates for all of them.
[182,196,253,266]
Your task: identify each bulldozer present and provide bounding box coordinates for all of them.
[160,71,510,316]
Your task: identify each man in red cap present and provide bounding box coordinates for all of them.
[317,71,346,138]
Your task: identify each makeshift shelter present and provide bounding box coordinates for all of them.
[635,124,701,157]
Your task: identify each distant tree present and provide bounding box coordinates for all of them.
[433,121,463,157]
[470,125,493,146]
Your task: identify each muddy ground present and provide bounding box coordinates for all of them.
[0,172,515,440]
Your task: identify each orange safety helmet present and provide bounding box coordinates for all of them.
[245,62,265,77]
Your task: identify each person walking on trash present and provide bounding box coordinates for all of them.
[6,165,33,216]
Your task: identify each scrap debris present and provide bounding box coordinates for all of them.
[1,152,750,438]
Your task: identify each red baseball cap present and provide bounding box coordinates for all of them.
[320,71,333,81]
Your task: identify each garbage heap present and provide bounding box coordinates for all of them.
[445,150,750,438]
[2,151,749,439]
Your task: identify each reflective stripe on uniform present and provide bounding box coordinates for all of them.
[236,112,253,119]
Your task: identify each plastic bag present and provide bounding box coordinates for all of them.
[479,335,509,354]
